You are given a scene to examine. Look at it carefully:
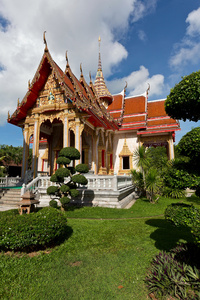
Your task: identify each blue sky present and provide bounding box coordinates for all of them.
[0,0,200,146]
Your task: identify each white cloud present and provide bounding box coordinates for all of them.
[170,42,200,68]
[186,7,200,36]
[108,66,165,97]
[138,30,147,42]
[0,0,161,125]
[170,6,200,69]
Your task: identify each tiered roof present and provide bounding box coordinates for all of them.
[8,34,180,138]
[8,35,118,131]
[108,91,180,135]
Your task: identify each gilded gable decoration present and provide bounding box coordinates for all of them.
[119,139,132,157]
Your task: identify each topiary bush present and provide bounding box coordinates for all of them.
[47,147,88,210]
[165,203,200,227]
[145,244,200,299]
[0,207,69,252]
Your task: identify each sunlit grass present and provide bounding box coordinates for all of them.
[0,196,199,299]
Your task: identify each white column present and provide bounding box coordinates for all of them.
[63,111,69,147]
[21,125,29,179]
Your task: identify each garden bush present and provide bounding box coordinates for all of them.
[145,244,200,299]
[0,207,69,252]
[47,147,88,210]
[165,203,200,227]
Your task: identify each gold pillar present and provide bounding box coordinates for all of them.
[63,111,69,147]
[22,124,30,179]
[32,114,40,178]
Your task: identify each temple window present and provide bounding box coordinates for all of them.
[123,156,130,169]
[118,139,133,175]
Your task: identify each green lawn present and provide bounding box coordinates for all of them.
[0,196,199,300]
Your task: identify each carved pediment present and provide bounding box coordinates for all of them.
[38,71,65,107]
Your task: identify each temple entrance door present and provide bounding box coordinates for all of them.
[39,119,63,176]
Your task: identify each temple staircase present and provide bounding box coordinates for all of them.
[0,188,22,209]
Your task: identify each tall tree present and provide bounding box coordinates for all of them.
[165,70,200,122]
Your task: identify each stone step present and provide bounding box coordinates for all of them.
[0,189,22,207]
[1,200,20,205]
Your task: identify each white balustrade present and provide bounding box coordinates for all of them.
[19,174,133,197]
[0,176,21,187]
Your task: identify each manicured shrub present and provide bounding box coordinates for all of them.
[72,174,88,185]
[145,244,200,299]
[60,196,70,209]
[60,185,70,193]
[47,186,59,195]
[69,189,80,197]
[75,163,89,173]
[49,199,58,208]
[55,168,70,180]
[59,147,80,160]
[50,173,58,182]
[48,147,88,210]
[0,207,69,252]
[56,156,71,165]
[165,203,200,227]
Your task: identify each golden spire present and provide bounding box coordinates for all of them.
[98,36,102,71]
[94,36,113,105]
[17,98,20,107]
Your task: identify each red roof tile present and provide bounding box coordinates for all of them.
[147,100,167,118]
[124,96,146,115]
[108,94,123,111]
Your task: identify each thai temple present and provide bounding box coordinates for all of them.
[8,34,180,183]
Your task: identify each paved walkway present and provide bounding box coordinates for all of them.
[0,205,18,211]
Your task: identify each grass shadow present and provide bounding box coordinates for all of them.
[145,218,194,252]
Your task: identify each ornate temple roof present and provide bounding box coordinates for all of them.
[7,33,180,137]
[8,34,118,131]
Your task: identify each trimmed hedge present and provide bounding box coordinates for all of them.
[165,203,200,227]
[0,207,69,252]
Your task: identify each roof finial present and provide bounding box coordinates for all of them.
[43,31,48,52]
[146,83,150,96]
[98,36,102,71]
[65,50,69,68]
[17,98,20,107]
[80,63,83,76]
[89,71,92,83]
[124,81,128,93]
